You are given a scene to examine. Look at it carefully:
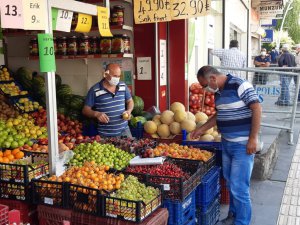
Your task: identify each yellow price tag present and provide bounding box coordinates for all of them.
[97,6,112,37]
[75,13,92,33]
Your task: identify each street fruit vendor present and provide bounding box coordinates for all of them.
[191,65,262,225]
[82,63,134,137]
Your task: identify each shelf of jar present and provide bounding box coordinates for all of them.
[28,53,133,60]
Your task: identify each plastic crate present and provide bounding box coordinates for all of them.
[37,205,72,225]
[196,197,220,225]
[124,158,205,201]
[196,167,221,208]
[71,211,103,225]
[0,159,49,184]
[103,184,162,223]
[163,190,195,225]
[32,179,69,208]
[0,199,37,224]
[0,181,30,201]
[143,133,183,145]
[69,184,102,216]
[220,178,230,205]
[129,122,144,139]
[82,121,98,137]
[0,204,9,225]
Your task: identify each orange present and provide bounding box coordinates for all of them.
[2,157,9,163]
[0,151,3,157]
[7,154,14,161]
[0,157,3,163]
[3,150,11,157]
[14,151,24,159]
[12,148,20,155]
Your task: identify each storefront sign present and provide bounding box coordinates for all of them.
[160,40,167,86]
[23,0,47,30]
[260,2,283,19]
[97,6,113,37]
[261,29,273,43]
[137,57,152,80]
[134,0,211,24]
[55,9,73,32]
[75,13,92,33]
[0,0,24,29]
[37,33,56,72]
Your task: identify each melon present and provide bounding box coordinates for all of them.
[15,67,33,83]
[214,135,221,142]
[151,133,159,138]
[153,119,161,126]
[170,102,185,113]
[169,122,181,135]
[55,74,62,87]
[204,127,214,135]
[195,112,208,123]
[211,131,219,138]
[196,121,206,128]
[187,133,199,141]
[144,121,157,134]
[153,114,161,121]
[160,110,174,125]
[57,84,72,98]
[157,124,170,138]
[181,119,196,133]
[69,95,85,111]
[174,110,187,123]
[187,111,196,122]
[132,96,144,116]
[200,134,214,142]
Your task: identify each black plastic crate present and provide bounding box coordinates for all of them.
[69,184,102,216]
[0,181,31,201]
[196,196,220,225]
[124,158,205,201]
[0,160,49,184]
[31,179,69,208]
[103,185,162,223]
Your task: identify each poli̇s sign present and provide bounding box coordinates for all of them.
[261,29,273,43]
[255,85,281,96]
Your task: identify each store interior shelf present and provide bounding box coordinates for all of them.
[29,53,133,60]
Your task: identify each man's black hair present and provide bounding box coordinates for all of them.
[229,40,239,48]
[197,66,221,78]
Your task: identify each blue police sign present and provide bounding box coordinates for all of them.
[261,29,274,43]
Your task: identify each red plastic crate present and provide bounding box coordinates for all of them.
[0,204,9,225]
[38,205,72,225]
[220,178,230,205]
[71,211,102,225]
[0,199,37,224]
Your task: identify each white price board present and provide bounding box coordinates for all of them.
[160,40,167,86]
[55,10,73,32]
[23,0,47,30]
[137,57,152,80]
[0,0,24,29]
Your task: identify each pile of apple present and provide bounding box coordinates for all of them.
[16,97,40,113]
[0,94,19,120]
[189,82,216,116]
[0,83,28,97]
[0,67,13,81]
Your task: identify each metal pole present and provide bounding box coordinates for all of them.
[276,0,293,51]
[155,23,159,108]
[46,0,59,175]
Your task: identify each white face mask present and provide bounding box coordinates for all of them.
[108,76,120,86]
[261,51,266,56]
[205,85,219,93]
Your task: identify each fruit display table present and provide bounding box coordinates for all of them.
[37,205,168,225]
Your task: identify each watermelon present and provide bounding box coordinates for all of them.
[132,96,144,116]
[141,111,153,121]
[15,67,33,82]
[69,95,85,111]
[130,116,147,128]
[32,75,45,87]
[55,74,62,87]
[56,84,72,98]
[57,106,68,115]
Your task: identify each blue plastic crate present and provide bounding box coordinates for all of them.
[129,121,144,139]
[196,197,220,225]
[196,167,221,208]
[163,190,196,225]
[82,121,98,137]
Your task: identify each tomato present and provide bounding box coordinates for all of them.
[205,97,211,105]
[206,109,212,116]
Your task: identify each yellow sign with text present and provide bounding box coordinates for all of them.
[97,6,113,37]
[75,13,92,33]
[134,0,211,24]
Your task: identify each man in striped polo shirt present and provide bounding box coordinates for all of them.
[82,63,134,137]
[191,66,261,225]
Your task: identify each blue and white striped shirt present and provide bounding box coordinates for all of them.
[85,79,132,137]
[215,74,259,143]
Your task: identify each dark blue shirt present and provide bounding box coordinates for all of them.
[254,55,271,66]
[270,50,279,63]
[85,79,132,137]
[278,51,296,67]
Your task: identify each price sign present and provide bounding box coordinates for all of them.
[56,9,73,32]
[137,57,152,80]
[51,8,58,30]
[75,13,92,33]
[0,0,24,29]
[171,0,211,20]
[37,33,56,72]
[97,6,112,37]
[23,0,47,30]
[134,0,172,24]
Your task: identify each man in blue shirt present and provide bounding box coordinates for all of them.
[191,66,262,225]
[253,48,271,85]
[270,47,279,64]
[82,63,134,137]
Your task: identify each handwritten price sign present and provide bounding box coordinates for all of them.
[134,0,211,24]
[0,0,24,29]
[23,0,47,30]
[97,6,113,37]
[38,33,56,72]
[75,13,92,33]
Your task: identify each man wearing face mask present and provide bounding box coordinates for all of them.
[82,63,134,137]
[191,66,262,225]
[253,48,271,85]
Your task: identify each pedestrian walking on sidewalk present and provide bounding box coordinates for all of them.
[253,48,271,85]
[275,44,297,106]
[210,40,246,78]
[191,66,262,225]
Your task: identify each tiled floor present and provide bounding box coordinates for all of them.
[277,136,300,225]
